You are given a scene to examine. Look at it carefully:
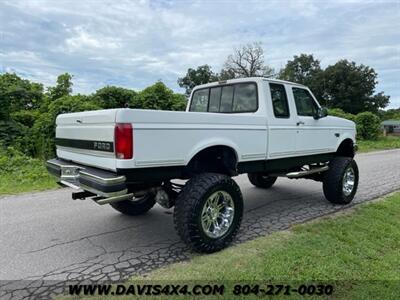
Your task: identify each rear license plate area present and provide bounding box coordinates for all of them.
[60,166,81,184]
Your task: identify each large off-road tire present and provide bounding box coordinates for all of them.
[247,173,277,189]
[173,173,243,253]
[323,157,359,204]
[110,193,156,216]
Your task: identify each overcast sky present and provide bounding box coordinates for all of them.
[0,0,399,108]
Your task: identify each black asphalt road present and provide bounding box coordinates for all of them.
[0,149,399,299]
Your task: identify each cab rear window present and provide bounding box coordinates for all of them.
[189,82,258,113]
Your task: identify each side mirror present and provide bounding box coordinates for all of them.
[314,107,328,120]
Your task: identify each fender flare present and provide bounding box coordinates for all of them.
[185,138,239,166]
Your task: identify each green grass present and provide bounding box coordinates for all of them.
[358,136,400,152]
[81,192,400,299]
[0,149,58,195]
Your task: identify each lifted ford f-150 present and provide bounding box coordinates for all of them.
[47,77,359,252]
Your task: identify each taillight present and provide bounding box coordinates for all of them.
[114,123,133,159]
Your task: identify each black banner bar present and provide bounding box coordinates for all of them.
[55,138,114,153]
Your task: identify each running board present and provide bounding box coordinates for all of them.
[286,166,329,178]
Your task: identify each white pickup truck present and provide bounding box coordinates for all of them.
[47,77,358,252]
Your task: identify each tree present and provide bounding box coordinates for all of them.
[378,108,400,120]
[33,94,101,158]
[218,68,236,81]
[93,86,136,109]
[170,93,187,111]
[222,42,274,79]
[10,110,40,128]
[178,65,218,96]
[47,94,100,117]
[367,92,391,113]
[133,81,187,111]
[0,73,44,120]
[177,43,274,96]
[322,60,389,114]
[0,74,44,156]
[0,120,23,148]
[278,54,324,100]
[47,73,73,101]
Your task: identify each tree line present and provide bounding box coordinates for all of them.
[1,42,399,160]
[0,73,186,158]
[178,42,391,115]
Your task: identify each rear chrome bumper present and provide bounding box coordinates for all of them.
[46,158,127,197]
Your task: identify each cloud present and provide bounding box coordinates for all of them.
[64,26,121,52]
[0,0,399,108]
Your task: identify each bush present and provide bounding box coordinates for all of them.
[328,108,355,121]
[0,120,22,147]
[0,120,36,156]
[33,95,101,159]
[329,108,382,140]
[32,112,56,159]
[10,110,41,127]
[0,147,29,172]
[8,111,42,156]
[0,147,57,194]
[355,112,381,140]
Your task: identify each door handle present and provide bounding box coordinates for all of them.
[296,121,305,126]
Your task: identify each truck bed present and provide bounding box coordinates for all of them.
[55,108,267,172]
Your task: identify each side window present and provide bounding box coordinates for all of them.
[233,83,257,112]
[220,85,234,113]
[269,83,290,118]
[190,89,209,112]
[209,87,221,112]
[292,88,318,117]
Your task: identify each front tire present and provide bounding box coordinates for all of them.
[174,173,243,253]
[248,173,277,189]
[110,193,156,216]
[323,157,359,204]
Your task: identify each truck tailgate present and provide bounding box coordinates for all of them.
[55,109,118,171]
